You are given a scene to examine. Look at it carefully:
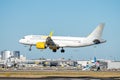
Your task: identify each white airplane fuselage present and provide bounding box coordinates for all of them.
[19,23,106,53]
[19,35,106,49]
[20,36,91,47]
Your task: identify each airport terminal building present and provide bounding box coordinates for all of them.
[0,50,120,71]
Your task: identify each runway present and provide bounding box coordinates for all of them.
[0,77,120,80]
[0,71,120,80]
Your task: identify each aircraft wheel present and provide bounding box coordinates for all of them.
[29,48,31,51]
[61,49,65,53]
[53,49,57,52]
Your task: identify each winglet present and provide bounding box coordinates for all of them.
[42,31,54,39]
[49,31,54,37]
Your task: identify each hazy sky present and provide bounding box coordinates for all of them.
[0,0,120,60]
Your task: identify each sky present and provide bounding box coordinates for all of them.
[0,0,120,60]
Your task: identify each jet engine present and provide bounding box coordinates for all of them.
[36,42,46,49]
[93,39,100,44]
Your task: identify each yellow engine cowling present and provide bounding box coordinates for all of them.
[36,42,46,49]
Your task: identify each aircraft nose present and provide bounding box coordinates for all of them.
[19,39,24,43]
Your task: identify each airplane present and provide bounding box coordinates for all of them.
[19,23,106,53]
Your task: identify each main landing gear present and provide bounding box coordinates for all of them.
[61,47,65,53]
[53,49,57,52]
[52,47,65,53]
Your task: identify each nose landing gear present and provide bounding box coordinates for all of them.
[29,45,32,51]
